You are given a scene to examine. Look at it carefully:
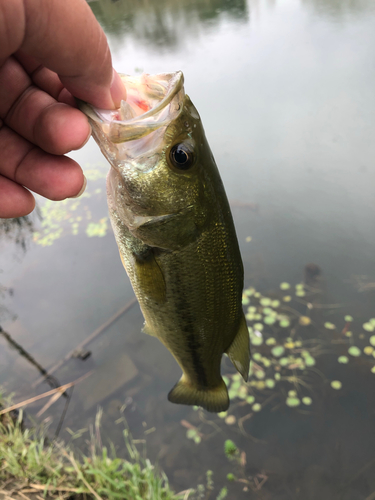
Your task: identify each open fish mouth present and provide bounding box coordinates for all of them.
[80,72,185,144]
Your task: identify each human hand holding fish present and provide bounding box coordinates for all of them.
[0,0,126,218]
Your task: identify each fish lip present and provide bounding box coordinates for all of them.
[79,72,185,144]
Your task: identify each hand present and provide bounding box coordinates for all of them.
[0,0,126,218]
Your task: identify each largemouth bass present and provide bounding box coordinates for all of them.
[80,72,250,412]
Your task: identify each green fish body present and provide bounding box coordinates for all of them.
[81,72,250,412]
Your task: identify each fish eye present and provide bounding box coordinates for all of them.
[169,143,194,170]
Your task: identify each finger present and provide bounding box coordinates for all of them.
[0,56,91,155]
[0,176,35,218]
[21,0,126,108]
[0,124,85,202]
[15,51,76,107]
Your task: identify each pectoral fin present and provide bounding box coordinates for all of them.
[226,314,251,381]
[133,251,166,304]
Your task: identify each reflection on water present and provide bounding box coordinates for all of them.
[89,0,248,49]
[301,0,375,19]
[1,0,375,498]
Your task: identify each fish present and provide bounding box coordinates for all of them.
[80,71,250,412]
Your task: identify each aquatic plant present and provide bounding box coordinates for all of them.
[32,163,110,247]
[0,393,185,500]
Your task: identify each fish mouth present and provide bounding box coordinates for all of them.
[80,72,185,144]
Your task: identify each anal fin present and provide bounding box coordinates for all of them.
[226,314,251,381]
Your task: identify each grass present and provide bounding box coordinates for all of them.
[0,391,188,500]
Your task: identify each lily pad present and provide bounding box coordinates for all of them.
[271,346,285,357]
[348,346,361,357]
[280,282,290,290]
[363,322,375,332]
[260,298,272,306]
[331,380,342,390]
[364,346,374,355]
[279,319,291,328]
[324,322,336,330]
[344,315,353,322]
[252,403,261,412]
[286,397,300,407]
[266,337,276,345]
[283,295,292,302]
[265,379,275,389]
[264,316,277,325]
[302,397,312,405]
[338,356,349,364]
[369,336,375,347]
[299,316,311,326]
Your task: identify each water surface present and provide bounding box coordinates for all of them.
[1,0,375,497]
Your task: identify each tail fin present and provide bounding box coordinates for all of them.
[168,376,229,413]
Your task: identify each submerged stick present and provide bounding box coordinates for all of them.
[0,326,63,393]
[0,372,92,415]
[32,297,137,388]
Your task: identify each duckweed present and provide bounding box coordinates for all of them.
[348,346,361,357]
[331,380,342,390]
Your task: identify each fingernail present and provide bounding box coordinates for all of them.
[110,69,127,108]
[71,175,87,199]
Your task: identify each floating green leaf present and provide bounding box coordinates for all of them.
[286,397,300,407]
[265,379,275,389]
[324,322,336,330]
[253,323,264,331]
[344,315,353,322]
[271,300,280,308]
[302,397,312,405]
[224,440,237,457]
[271,346,285,357]
[226,473,235,482]
[266,337,276,345]
[260,298,272,306]
[251,336,263,346]
[370,336,375,347]
[348,346,361,357]
[264,316,276,325]
[262,307,273,316]
[246,395,255,404]
[364,346,374,355]
[338,356,349,364]
[274,373,281,380]
[252,403,261,412]
[331,380,342,390]
[280,282,290,290]
[279,319,290,328]
[295,290,306,297]
[304,356,316,366]
[371,366,375,374]
[363,322,375,332]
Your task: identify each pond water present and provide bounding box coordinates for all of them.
[1,0,375,498]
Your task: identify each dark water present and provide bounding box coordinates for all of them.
[1,0,375,498]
